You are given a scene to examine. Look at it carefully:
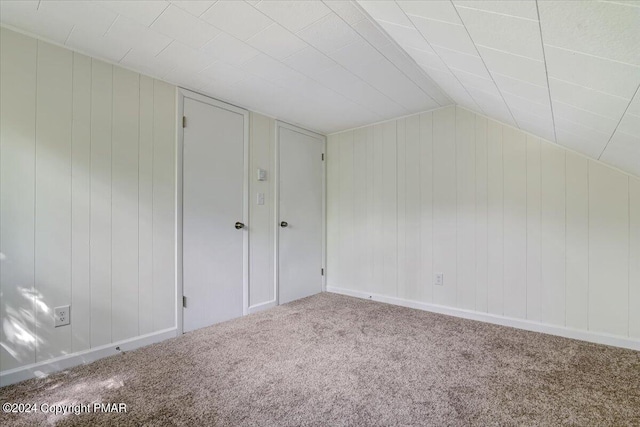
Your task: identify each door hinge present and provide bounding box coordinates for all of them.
[321,153,325,161]
[321,268,324,276]
[182,296,187,308]
[182,116,186,128]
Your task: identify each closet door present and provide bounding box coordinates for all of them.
[182,94,247,332]
[278,124,325,304]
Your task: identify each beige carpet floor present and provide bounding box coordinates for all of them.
[1,293,639,426]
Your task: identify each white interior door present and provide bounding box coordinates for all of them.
[278,124,324,304]
[182,94,246,333]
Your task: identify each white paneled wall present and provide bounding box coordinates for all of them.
[0,28,176,372]
[327,105,640,344]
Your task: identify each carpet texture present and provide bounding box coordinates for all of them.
[1,293,639,426]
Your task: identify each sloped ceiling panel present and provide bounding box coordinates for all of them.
[357,0,640,177]
[0,0,451,134]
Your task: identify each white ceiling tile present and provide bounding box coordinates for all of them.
[106,15,172,56]
[348,81,409,117]
[492,73,550,105]
[201,0,273,41]
[548,77,630,120]
[154,40,216,72]
[617,110,640,135]
[296,13,361,54]
[323,0,367,25]
[626,92,640,117]
[200,61,251,85]
[544,46,640,99]
[352,19,391,49]
[358,1,413,27]
[477,46,547,86]
[329,39,382,74]
[151,4,220,49]
[99,0,169,27]
[398,0,462,25]
[163,65,209,90]
[238,53,301,83]
[247,23,307,60]
[201,33,260,66]
[256,0,331,33]
[433,46,490,79]
[282,47,336,78]
[0,1,73,45]
[502,93,552,121]
[378,21,432,52]
[553,101,620,135]
[600,131,640,177]
[314,64,361,94]
[515,118,555,142]
[467,88,516,125]
[411,48,449,72]
[452,69,500,97]
[38,1,118,35]
[455,6,544,60]
[409,15,477,56]
[170,1,216,17]
[119,48,175,78]
[66,25,131,62]
[555,127,609,159]
[454,1,539,21]
[539,0,640,66]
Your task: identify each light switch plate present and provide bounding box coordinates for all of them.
[257,168,267,181]
[435,273,444,286]
[257,192,265,205]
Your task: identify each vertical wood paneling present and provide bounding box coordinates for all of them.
[433,107,457,306]
[630,177,640,339]
[111,67,140,342]
[589,162,628,336]
[396,119,406,298]
[404,115,421,301]
[502,127,527,319]
[353,128,367,293]
[71,52,92,352]
[475,116,488,312]
[487,120,503,315]
[249,113,274,306]
[34,42,73,362]
[541,143,566,326]
[138,75,154,334]
[526,136,542,322]
[372,125,385,295]
[365,127,375,292]
[419,112,434,303]
[0,28,37,370]
[340,132,354,290]
[456,107,476,310]
[152,80,176,331]
[565,152,589,330]
[382,121,397,296]
[90,59,113,347]
[326,135,341,290]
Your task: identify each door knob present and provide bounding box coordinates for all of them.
[280,221,288,228]
[235,222,245,229]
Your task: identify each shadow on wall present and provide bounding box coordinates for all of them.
[1,279,40,370]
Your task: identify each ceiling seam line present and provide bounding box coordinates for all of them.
[596,83,640,160]
[535,0,558,143]
[390,0,485,114]
[453,5,539,22]
[329,0,444,107]
[544,43,640,68]
[450,0,521,129]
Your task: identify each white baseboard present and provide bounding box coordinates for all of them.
[248,300,277,314]
[1,328,177,387]
[327,286,640,352]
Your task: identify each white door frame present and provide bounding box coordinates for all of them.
[274,121,326,306]
[176,88,250,334]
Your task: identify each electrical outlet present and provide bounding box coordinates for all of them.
[435,273,444,286]
[54,305,70,327]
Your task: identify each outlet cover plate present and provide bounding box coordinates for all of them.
[54,305,70,327]
[435,273,444,286]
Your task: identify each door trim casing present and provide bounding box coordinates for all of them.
[274,121,327,306]
[177,88,250,335]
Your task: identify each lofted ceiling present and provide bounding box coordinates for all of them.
[0,0,450,134]
[358,0,640,177]
[0,0,638,177]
